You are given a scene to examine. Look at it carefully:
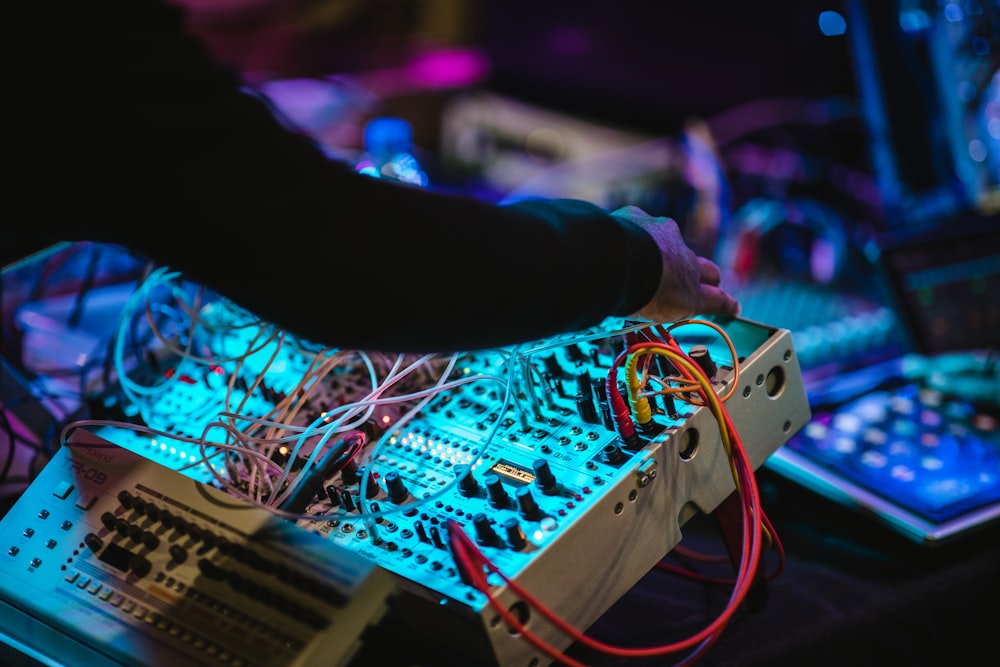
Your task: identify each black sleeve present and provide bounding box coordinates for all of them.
[12,0,662,353]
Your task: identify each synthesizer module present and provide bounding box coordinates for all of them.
[2,263,810,666]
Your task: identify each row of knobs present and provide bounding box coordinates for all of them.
[455,460,556,516]
[453,460,561,550]
[97,489,340,606]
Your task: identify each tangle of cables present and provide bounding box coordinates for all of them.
[55,267,655,529]
[34,257,793,667]
[446,320,784,667]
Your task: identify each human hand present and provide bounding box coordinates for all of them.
[611,205,740,322]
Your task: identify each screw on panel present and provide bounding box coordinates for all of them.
[636,459,657,487]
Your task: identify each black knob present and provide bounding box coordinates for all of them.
[145,504,161,522]
[503,518,527,551]
[325,485,341,506]
[84,532,103,552]
[159,509,174,529]
[131,497,147,516]
[576,392,598,424]
[142,531,160,550]
[116,490,133,509]
[340,459,359,486]
[689,344,717,378]
[485,474,510,508]
[455,465,480,497]
[516,486,541,520]
[472,513,499,546]
[169,544,188,563]
[129,553,152,578]
[384,471,408,504]
[532,459,557,493]
[100,511,117,531]
[364,471,380,499]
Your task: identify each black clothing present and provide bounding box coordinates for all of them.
[10,0,662,352]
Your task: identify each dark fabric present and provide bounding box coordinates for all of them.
[9,0,662,353]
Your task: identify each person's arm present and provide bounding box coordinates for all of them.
[16,0,735,353]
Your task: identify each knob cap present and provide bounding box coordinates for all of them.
[485,474,510,508]
[363,471,380,499]
[532,459,557,493]
[129,553,152,578]
[455,465,480,497]
[116,490,134,509]
[384,471,408,504]
[142,531,160,550]
[472,513,498,546]
[516,486,541,520]
[340,459,359,486]
[575,392,598,424]
[689,344,717,378]
[169,544,188,563]
[84,532,104,553]
[503,518,527,551]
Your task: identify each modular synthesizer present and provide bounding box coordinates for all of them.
[2,267,810,666]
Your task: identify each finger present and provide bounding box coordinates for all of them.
[699,285,741,317]
[697,256,722,286]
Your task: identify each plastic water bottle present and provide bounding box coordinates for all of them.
[355,117,428,187]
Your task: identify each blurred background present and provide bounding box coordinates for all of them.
[2,0,999,542]
[167,0,999,373]
[1,5,999,666]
